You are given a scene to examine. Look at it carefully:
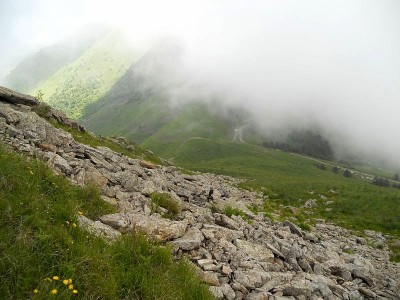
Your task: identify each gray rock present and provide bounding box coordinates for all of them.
[170,227,204,250]
[283,220,304,237]
[282,282,312,297]
[78,215,121,240]
[235,239,274,262]
[220,283,236,300]
[209,286,224,299]
[100,213,188,241]
[234,270,270,289]
[215,213,240,230]
[247,291,269,300]
[0,86,38,106]
[202,271,220,286]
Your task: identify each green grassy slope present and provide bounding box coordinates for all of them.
[35,31,144,119]
[149,138,400,238]
[81,40,185,143]
[83,93,173,143]
[141,103,234,157]
[5,25,109,93]
[0,144,212,299]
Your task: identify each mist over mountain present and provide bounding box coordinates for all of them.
[5,25,110,93]
[2,0,400,169]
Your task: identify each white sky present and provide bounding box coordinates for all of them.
[1,0,400,167]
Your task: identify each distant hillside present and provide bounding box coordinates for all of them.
[81,40,183,142]
[5,25,109,93]
[35,30,144,119]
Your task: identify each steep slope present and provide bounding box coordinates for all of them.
[1,86,399,299]
[5,24,109,93]
[35,30,144,119]
[81,39,183,142]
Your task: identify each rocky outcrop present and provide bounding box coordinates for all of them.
[0,86,38,106]
[0,88,399,299]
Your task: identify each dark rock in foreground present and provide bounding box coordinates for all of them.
[0,86,38,106]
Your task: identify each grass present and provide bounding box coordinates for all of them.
[0,145,212,299]
[149,192,181,220]
[83,93,174,144]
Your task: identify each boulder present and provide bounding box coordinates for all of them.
[170,227,204,250]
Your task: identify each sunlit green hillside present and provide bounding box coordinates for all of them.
[35,31,145,119]
[5,25,109,93]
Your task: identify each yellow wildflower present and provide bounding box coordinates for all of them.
[51,289,58,294]
[52,276,59,280]
[72,223,77,227]
[72,289,78,294]
[68,284,74,290]
[63,279,69,285]
[78,211,83,215]
[68,279,72,284]
[33,289,39,294]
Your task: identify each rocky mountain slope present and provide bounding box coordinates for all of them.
[0,85,399,299]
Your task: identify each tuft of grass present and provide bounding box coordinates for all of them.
[149,192,181,220]
[224,205,246,219]
[342,248,354,255]
[298,222,312,232]
[224,205,251,223]
[0,145,212,299]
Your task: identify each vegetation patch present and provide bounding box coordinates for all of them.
[224,205,252,223]
[0,145,211,299]
[150,192,181,220]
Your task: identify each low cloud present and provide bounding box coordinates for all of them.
[2,0,400,168]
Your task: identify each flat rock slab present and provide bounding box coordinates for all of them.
[236,239,274,262]
[100,213,188,242]
[170,227,204,250]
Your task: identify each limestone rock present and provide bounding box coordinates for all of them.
[170,227,204,250]
[78,215,121,240]
[209,286,224,299]
[236,239,274,262]
[100,213,188,241]
[202,271,220,286]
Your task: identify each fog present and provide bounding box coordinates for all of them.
[1,0,400,168]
